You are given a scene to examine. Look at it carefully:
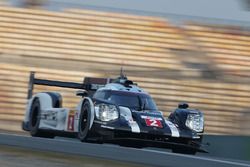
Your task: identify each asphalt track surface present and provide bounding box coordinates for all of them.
[0,133,249,167]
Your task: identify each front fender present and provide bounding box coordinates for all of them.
[76,97,95,130]
[169,108,204,133]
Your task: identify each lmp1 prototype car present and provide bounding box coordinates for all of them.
[22,71,207,154]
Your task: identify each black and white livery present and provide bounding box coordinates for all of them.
[22,71,207,154]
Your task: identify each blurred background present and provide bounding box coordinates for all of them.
[0,0,250,159]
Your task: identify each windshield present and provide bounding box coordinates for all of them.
[93,90,158,111]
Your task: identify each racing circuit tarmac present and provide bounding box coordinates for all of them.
[0,133,249,167]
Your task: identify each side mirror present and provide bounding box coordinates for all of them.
[76,90,88,97]
[178,103,189,109]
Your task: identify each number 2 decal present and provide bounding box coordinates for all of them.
[145,119,163,128]
[150,120,158,126]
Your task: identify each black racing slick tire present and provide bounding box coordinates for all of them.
[29,98,54,138]
[78,100,91,142]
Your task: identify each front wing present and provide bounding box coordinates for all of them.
[90,122,207,153]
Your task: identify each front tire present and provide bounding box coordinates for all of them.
[78,101,91,142]
[29,98,54,138]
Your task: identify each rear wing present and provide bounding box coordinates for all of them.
[27,72,112,99]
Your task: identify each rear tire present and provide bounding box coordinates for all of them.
[78,101,91,142]
[29,98,54,138]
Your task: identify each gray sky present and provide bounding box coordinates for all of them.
[11,0,250,23]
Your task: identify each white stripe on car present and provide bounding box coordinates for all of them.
[165,120,180,137]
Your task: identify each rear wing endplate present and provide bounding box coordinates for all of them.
[27,72,110,99]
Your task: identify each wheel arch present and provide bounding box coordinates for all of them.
[78,97,95,130]
[23,92,62,128]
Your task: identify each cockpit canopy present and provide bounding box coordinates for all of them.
[93,90,158,111]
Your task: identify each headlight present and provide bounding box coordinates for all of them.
[185,113,204,132]
[95,103,119,121]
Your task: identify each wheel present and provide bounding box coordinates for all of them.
[29,98,54,138]
[172,148,197,155]
[29,98,42,137]
[78,100,91,142]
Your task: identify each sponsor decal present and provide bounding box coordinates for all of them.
[100,125,115,130]
[141,115,163,128]
[41,110,57,120]
[192,136,201,139]
[145,119,163,128]
[67,110,75,131]
[141,115,162,120]
[75,112,79,119]
[132,110,162,116]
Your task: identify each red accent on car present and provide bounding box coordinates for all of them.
[145,118,163,128]
[68,115,74,131]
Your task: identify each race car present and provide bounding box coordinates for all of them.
[22,71,207,154]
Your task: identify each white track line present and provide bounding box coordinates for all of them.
[1,132,249,166]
